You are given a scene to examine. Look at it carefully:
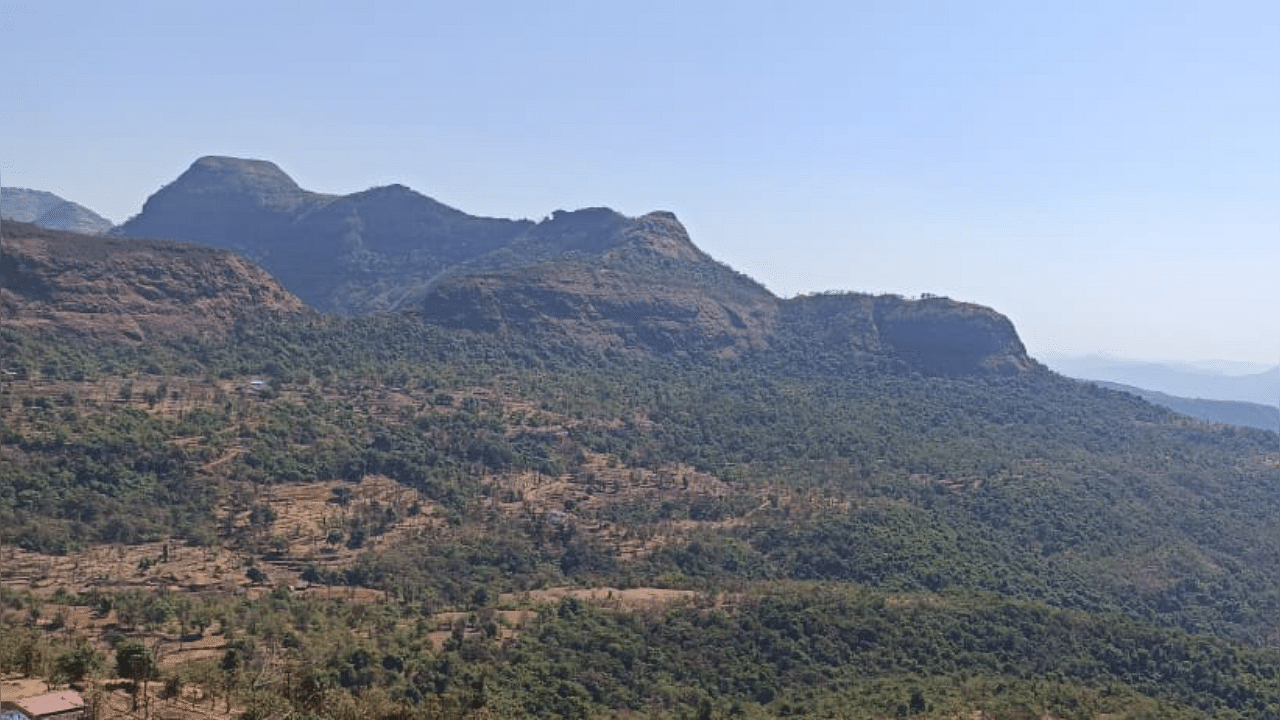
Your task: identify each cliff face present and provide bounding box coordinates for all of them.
[779,293,1035,375]
[1,222,307,341]
[871,295,1035,375]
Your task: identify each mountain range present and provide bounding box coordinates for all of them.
[1089,380,1279,432]
[11,157,1271,413]
[110,156,1033,375]
[11,158,1270,396]
[1042,352,1279,407]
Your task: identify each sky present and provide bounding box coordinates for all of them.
[3,1,1278,365]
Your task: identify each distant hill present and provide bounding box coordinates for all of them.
[1042,352,1279,407]
[1091,380,1279,432]
[2,186,115,235]
[116,156,1034,375]
[0,221,308,341]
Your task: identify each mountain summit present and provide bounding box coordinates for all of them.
[116,156,332,260]
[116,156,1034,374]
[416,207,781,357]
[116,157,530,313]
[159,155,312,202]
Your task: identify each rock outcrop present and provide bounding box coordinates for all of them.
[779,292,1035,375]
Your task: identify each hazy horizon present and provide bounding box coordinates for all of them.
[4,1,1277,365]
[1038,350,1278,375]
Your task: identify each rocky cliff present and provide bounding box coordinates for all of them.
[1,221,307,341]
[777,292,1035,375]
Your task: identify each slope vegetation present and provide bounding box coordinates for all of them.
[2,313,1278,719]
[1,160,1277,719]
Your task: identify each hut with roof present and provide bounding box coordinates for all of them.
[1,689,84,720]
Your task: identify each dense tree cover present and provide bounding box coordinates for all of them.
[6,581,1277,719]
[485,587,1280,719]
[3,317,1280,718]
[0,403,213,551]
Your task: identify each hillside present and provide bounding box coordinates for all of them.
[3,311,1279,719]
[0,221,307,341]
[2,162,1279,719]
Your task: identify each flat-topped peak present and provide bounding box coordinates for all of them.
[178,156,307,197]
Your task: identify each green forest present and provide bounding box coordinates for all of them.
[2,316,1279,719]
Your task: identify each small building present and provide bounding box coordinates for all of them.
[2,690,85,720]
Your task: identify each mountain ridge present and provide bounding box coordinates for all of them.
[1043,352,1279,406]
[114,156,1034,375]
[1090,379,1280,432]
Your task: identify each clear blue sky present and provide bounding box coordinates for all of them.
[4,1,1278,364]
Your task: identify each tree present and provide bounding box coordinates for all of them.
[221,645,247,712]
[55,641,104,683]
[115,639,156,711]
[13,629,48,678]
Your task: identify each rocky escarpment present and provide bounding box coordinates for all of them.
[419,209,1032,372]
[872,295,1034,375]
[1,221,307,341]
[780,292,1035,375]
